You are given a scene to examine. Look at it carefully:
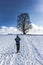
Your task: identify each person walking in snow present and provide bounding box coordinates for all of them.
[15,35,21,53]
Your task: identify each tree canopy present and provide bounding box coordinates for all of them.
[17,13,32,34]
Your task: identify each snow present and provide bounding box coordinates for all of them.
[0,24,43,34]
[27,24,43,34]
[0,26,22,34]
[0,35,43,65]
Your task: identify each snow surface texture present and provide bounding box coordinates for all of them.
[0,35,43,65]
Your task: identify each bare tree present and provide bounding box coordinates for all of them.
[17,13,32,34]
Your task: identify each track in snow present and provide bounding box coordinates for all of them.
[0,35,43,65]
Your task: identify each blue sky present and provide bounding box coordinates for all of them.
[0,0,43,27]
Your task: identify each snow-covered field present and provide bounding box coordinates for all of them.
[0,34,43,65]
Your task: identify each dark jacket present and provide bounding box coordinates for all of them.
[15,35,21,44]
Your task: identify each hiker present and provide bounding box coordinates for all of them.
[15,35,21,53]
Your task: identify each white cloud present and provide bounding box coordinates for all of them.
[0,24,43,34]
[27,24,43,34]
[0,26,22,34]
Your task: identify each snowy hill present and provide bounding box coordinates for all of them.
[0,35,43,65]
[0,24,43,34]
[27,24,43,34]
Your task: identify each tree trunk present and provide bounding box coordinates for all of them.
[23,31,26,34]
[22,25,25,34]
